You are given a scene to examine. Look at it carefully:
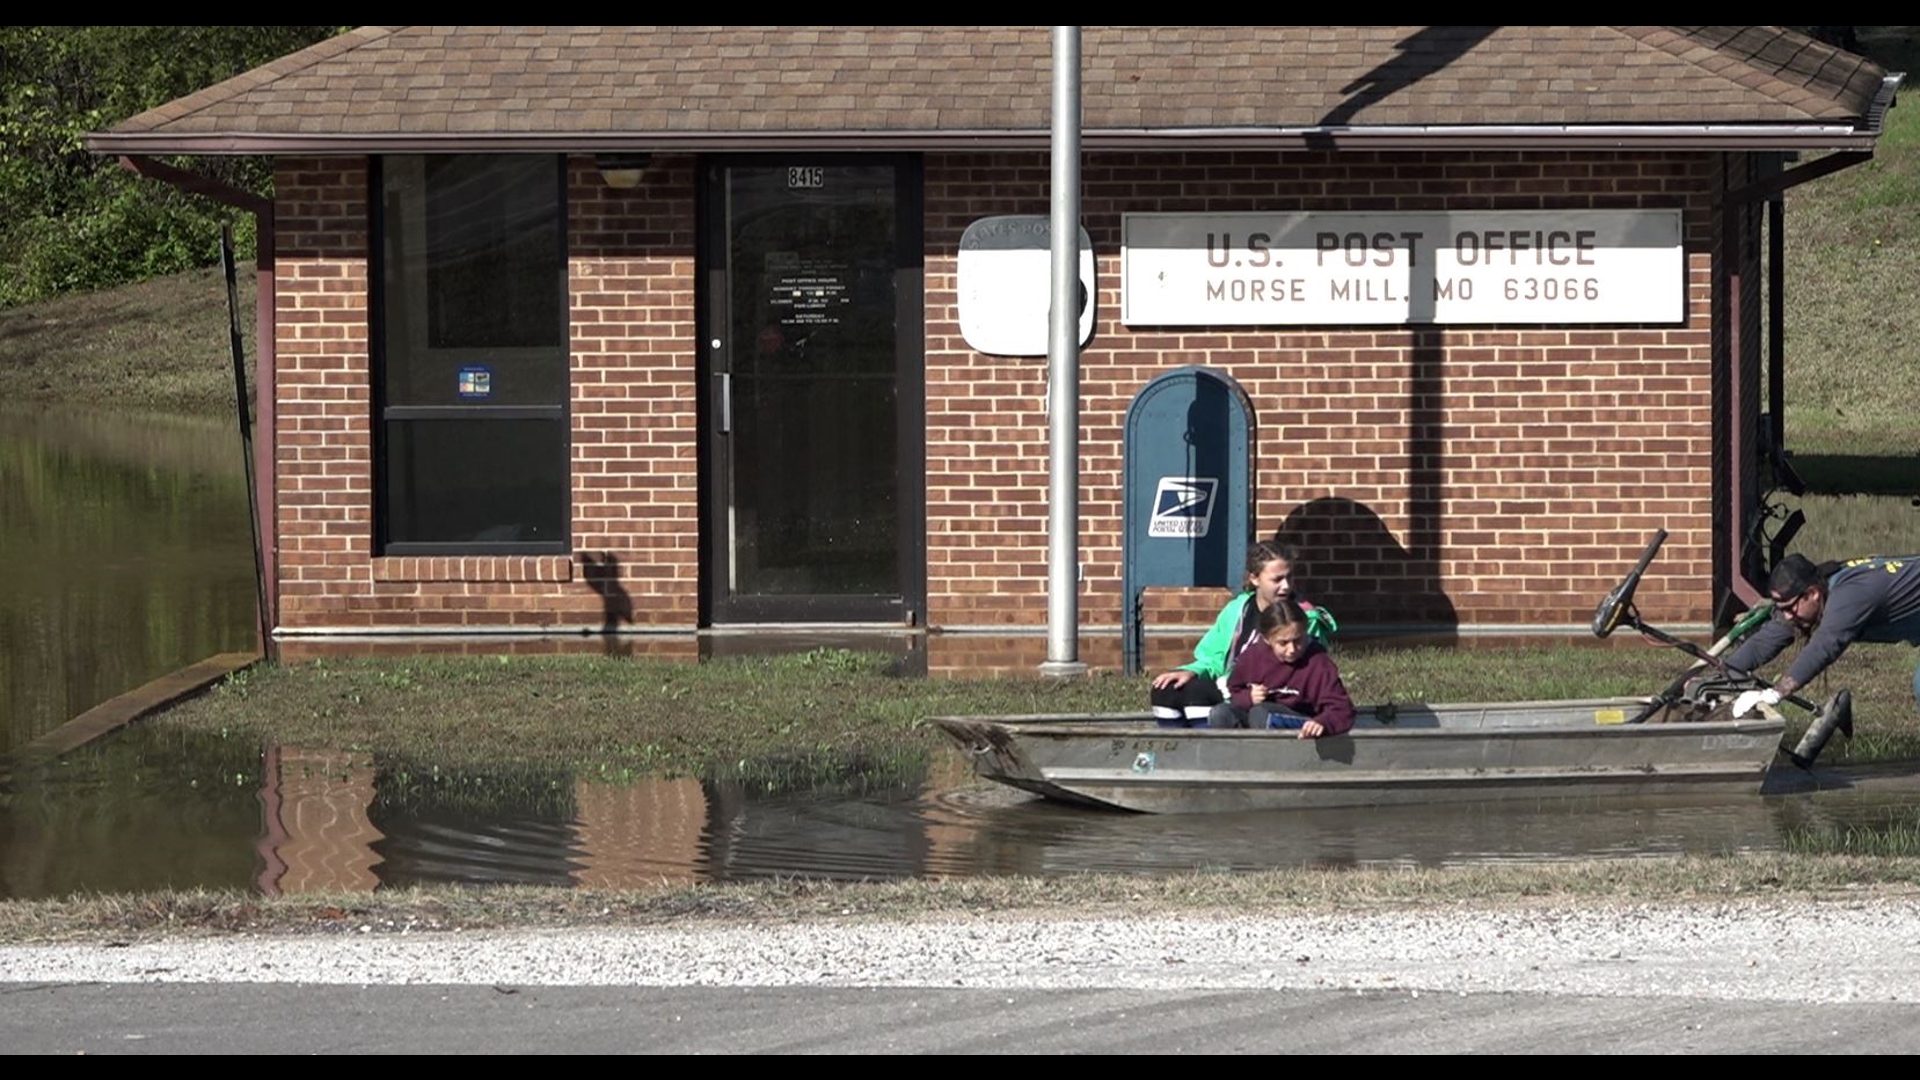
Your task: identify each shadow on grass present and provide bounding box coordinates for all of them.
[1789,454,1920,497]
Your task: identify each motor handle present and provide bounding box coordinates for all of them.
[1592,528,1668,637]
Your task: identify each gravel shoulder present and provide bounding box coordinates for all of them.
[6,895,1918,1005]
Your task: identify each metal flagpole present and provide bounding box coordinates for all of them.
[1041,26,1087,678]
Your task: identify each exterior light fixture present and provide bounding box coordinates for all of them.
[594,153,651,189]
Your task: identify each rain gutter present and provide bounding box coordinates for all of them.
[87,122,1890,157]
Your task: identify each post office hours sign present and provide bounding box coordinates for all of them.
[958,215,1097,356]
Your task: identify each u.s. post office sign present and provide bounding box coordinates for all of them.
[1121,209,1683,326]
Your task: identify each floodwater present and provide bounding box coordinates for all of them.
[6,403,1920,900]
[0,405,257,754]
[6,723,1920,899]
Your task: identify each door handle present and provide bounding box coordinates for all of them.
[716,371,732,434]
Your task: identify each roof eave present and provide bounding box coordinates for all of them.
[85,123,1887,157]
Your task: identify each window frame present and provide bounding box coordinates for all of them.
[370,154,572,557]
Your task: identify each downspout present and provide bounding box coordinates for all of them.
[1721,186,1758,609]
[114,155,279,657]
[258,209,277,652]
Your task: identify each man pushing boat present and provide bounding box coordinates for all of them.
[1725,553,1920,746]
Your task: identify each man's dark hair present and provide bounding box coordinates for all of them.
[1767,554,1824,601]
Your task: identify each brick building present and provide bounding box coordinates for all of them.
[88,27,1901,668]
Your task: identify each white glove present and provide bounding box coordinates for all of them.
[1732,688,1782,718]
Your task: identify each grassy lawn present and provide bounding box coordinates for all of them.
[152,643,1920,777]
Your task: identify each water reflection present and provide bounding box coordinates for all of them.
[0,405,256,753]
[10,725,1920,900]
[1,729,264,898]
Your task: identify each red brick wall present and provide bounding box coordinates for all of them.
[274,158,373,629]
[272,155,699,632]
[272,149,1725,637]
[568,155,701,628]
[922,150,1721,634]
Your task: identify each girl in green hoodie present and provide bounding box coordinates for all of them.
[1149,540,1338,727]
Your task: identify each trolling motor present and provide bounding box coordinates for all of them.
[1592,529,1853,768]
[1786,689,1853,770]
[1592,528,1667,639]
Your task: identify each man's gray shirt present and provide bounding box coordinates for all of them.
[1724,555,1920,689]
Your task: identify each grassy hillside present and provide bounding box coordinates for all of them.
[1781,27,1920,471]
[0,261,256,418]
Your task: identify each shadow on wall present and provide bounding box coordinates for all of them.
[1275,496,1458,641]
[580,552,634,657]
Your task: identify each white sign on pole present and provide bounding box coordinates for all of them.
[1122,209,1684,326]
[959,215,1096,356]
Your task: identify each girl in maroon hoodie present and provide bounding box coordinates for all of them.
[1213,598,1356,737]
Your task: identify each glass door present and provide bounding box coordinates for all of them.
[701,158,923,623]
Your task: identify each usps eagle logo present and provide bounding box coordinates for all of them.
[1148,477,1219,538]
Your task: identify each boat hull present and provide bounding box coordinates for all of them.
[930,698,1787,813]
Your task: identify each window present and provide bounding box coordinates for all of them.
[374,155,568,553]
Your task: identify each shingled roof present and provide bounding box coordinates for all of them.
[88,26,1901,155]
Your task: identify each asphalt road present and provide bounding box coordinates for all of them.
[4,982,1917,1054]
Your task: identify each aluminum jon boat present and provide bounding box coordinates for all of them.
[929,700,1789,814]
[933,529,1860,813]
